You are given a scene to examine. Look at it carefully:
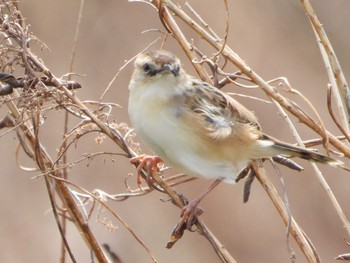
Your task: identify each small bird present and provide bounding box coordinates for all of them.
[128,50,340,226]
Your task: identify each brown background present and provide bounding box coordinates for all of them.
[1,1,350,262]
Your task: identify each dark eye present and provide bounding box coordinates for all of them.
[143,63,151,73]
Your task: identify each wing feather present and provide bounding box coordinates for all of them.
[182,77,260,141]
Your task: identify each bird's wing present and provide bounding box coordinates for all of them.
[182,77,261,141]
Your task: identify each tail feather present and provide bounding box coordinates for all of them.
[258,134,342,167]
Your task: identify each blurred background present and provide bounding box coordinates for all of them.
[1,0,350,262]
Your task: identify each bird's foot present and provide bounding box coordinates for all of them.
[180,199,204,230]
[130,154,163,188]
[176,198,204,233]
[168,198,204,248]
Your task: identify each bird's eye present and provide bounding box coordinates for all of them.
[143,63,151,73]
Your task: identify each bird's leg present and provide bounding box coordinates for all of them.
[130,155,163,188]
[180,178,224,230]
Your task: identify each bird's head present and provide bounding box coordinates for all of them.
[133,50,181,80]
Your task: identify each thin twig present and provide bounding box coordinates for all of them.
[272,93,350,238]
[301,0,350,138]
[328,85,350,143]
[99,37,161,101]
[60,0,86,261]
[252,161,320,263]
[49,175,158,263]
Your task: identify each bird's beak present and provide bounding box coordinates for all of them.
[160,64,180,77]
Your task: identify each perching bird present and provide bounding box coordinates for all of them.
[128,49,341,226]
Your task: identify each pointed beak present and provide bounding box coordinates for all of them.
[160,64,180,76]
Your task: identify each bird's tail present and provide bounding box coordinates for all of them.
[258,134,342,166]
